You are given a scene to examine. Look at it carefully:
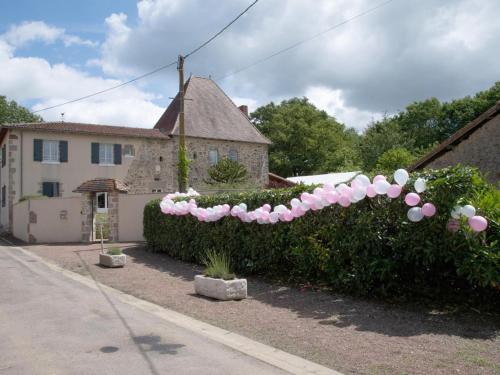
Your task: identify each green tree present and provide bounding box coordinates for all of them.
[359,117,414,171]
[0,96,42,124]
[374,147,416,173]
[251,98,360,177]
[205,158,248,185]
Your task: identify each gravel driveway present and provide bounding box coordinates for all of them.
[21,241,500,375]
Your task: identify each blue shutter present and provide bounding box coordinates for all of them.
[114,144,122,165]
[59,141,68,162]
[34,139,43,161]
[42,182,53,197]
[91,143,99,164]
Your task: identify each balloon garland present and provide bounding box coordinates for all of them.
[160,169,488,232]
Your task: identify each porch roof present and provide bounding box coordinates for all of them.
[73,178,129,193]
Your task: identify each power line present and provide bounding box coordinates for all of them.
[217,0,395,81]
[184,0,259,58]
[32,61,177,113]
[32,0,260,114]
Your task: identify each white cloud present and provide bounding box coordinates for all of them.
[306,86,384,132]
[1,21,97,48]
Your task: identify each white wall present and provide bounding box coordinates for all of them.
[118,193,164,242]
[12,200,29,242]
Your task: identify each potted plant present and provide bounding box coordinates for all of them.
[99,247,127,268]
[194,250,247,300]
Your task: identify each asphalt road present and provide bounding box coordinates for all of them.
[0,245,289,375]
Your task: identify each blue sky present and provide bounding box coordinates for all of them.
[1,0,499,130]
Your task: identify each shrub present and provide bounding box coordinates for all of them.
[203,250,235,280]
[205,158,248,185]
[144,166,499,303]
[107,247,122,255]
[374,147,416,173]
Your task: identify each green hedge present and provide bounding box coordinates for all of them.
[144,166,499,302]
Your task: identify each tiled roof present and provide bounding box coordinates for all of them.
[73,178,129,193]
[409,100,500,171]
[1,122,169,139]
[154,76,271,144]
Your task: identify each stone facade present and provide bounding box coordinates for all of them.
[426,115,500,183]
[81,192,93,242]
[7,133,18,231]
[124,139,177,193]
[176,136,269,189]
[107,191,119,242]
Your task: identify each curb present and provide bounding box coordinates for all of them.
[2,239,342,375]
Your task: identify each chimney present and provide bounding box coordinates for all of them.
[238,105,249,117]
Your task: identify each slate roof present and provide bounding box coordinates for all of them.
[409,100,500,171]
[73,178,129,193]
[0,122,169,139]
[155,76,271,144]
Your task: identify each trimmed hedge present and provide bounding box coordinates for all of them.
[144,167,499,302]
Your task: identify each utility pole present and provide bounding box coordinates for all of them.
[177,54,188,192]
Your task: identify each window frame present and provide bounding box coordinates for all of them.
[228,149,238,162]
[123,144,135,158]
[42,181,60,198]
[96,192,108,213]
[99,143,114,165]
[208,148,219,166]
[42,140,60,164]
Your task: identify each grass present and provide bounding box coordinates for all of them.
[106,247,122,256]
[202,250,235,280]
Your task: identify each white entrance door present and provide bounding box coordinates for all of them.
[96,192,108,213]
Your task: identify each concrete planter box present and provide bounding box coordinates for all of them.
[194,275,247,301]
[99,253,126,268]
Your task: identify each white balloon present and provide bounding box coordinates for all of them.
[461,204,476,218]
[353,186,367,201]
[336,183,349,195]
[407,207,424,222]
[269,212,279,223]
[394,169,409,186]
[451,206,462,219]
[414,178,426,193]
[374,180,391,195]
[354,174,371,187]
[274,204,287,214]
[290,198,301,207]
[238,203,247,211]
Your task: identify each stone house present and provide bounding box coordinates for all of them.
[0,76,270,233]
[409,100,500,183]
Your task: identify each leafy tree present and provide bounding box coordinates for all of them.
[374,147,416,173]
[205,158,248,184]
[0,96,42,124]
[359,117,414,171]
[251,98,361,177]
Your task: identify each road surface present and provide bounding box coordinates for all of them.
[0,245,291,375]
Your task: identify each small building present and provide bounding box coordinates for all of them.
[409,100,500,183]
[287,171,360,186]
[0,76,270,234]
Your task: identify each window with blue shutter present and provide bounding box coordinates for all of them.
[114,144,122,165]
[91,143,99,164]
[59,141,68,162]
[1,145,5,167]
[42,182,60,197]
[33,139,43,161]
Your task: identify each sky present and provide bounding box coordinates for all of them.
[1,0,499,131]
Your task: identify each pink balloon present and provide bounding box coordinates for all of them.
[373,175,386,183]
[261,211,270,220]
[387,184,402,198]
[404,193,421,206]
[300,192,311,202]
[421,203,436,217]
[323,183,334,191]
[282,211,293,222]
[325,190,339,204]
[262,204,272,212]
[468,216,488,232]
[366,184,377,198]
[339,195,351,207]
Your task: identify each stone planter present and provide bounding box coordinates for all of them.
[99,253,126,268]
[194,275,247,301]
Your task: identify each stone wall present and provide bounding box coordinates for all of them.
[170,136,269,189]
[124,139,177,194]
[7,132,19,231]
[426,115,500,183]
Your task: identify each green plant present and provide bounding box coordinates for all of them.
[205,158,248,185]
[107,247,122,255]
[144,166,499,305]
[202,250,235,280]
[177,145,190,192]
